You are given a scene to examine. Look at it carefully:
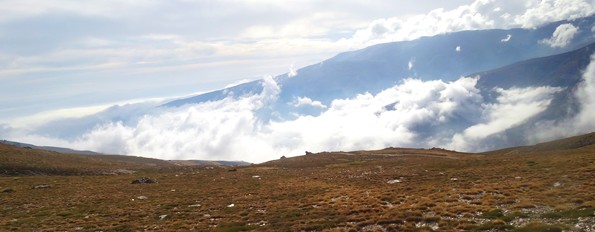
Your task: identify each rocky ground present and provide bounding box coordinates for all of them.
[0,139,594,231]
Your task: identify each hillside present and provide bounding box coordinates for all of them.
[1,133,593,231]
[0,143,174,176]
[484,132,595,155]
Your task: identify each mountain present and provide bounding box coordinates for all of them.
[0,142,173,175]
[484,131,595,155]
[164,15,595,119]
[0,140,101,155]
[0,142,250,176]
[21,15,595,158]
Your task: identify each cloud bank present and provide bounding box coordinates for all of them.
[527,53,595,143]
[348,0,594,47]
[4,74,578,163]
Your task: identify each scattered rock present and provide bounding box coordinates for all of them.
[553,182,561,187]
[188,204,201,208]
[450,178,458,181]
[387,179,401,184]
[136,196,148,200]
[32,184,51,189]
[305,151,314,155]
[227,203,235,208]
[227,169,237,172]
[280,156,287,159]
[159,214,167,220]
[131,177,157,184]
[252,175,261,179]
[2,188,14,193]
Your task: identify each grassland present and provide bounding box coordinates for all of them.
[0,134,594,231]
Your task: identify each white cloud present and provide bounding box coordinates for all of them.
[449,85,564,151]
[347,0,594,47]
[455,46,462,52]
[514,0,595,28]
[293,97,327,108]
[5,74,568,163]
[501,34,512,42]
[288,63,298,77]
[540,23,580,48]
[527,53,595,143]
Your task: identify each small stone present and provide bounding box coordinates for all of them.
[131,177,157,184]
[387,179,401,184]
[32,184,51,189]
[227,203,235,208]
[136,196,148,200]
[159,215,167,220]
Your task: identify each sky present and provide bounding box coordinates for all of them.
[1,0,595,162]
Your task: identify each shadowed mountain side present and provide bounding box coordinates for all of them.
[476,42,595,95]
[483,132,595,155]
[163,15,595,112]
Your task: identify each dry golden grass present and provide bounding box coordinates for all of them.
[0,134,594,231]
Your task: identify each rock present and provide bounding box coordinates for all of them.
[136,196,148,200]
[159,215,167,220]
[387,179,401,184]
[227,203,235,208]
[2,188,14,193]
[32,184,51,189]
[305,151,314,155]
[131,177,157,184]
[227,168,237,172]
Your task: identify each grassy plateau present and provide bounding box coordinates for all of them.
[1,133,594,231]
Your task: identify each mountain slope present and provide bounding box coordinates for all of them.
[0,143,174,175]
[484,132,595,155]
[0,140,101,155]
[165,15,595,112]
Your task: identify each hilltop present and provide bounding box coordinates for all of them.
[1,133,594,231]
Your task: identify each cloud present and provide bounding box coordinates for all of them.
[288,63,298,78]
[501,34,512,42]
[293,97,327,109]
[526,53,595,143]
[540,23,580,48]
[448,86,564,151]
[347,0,594,47]
[455,46,462,52]
[514,0,595,28]
[5,74,568,163]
